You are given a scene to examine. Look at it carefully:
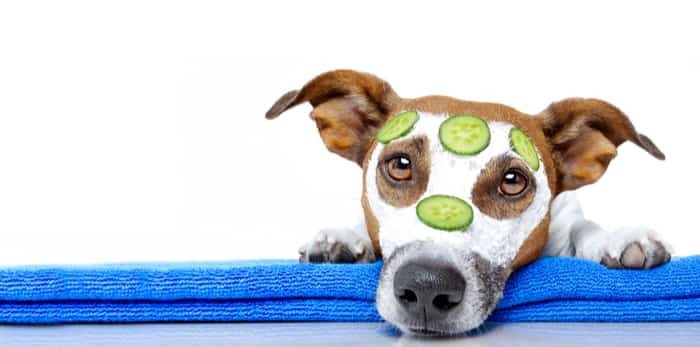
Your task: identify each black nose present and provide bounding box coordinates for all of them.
[393,261,466,320]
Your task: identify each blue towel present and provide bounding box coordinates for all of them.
[1,256,699,324]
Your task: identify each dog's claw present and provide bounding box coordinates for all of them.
[299,229,376,264]
[600,254,622,269]
[351,243,365,257]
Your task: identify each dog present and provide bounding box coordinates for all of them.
[265,70,671,336]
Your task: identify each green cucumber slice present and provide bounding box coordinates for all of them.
[439,115,490,155]
[416,195,473,231]
[376,110,419,144]
[509,127,540,170]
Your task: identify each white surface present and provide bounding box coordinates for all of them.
[0,1,698,265]
[3,322,700,347]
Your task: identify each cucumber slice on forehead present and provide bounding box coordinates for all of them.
[439,115,491,155]
[510,127,540,170]
[376,110,419,144]
[416,195,473,231]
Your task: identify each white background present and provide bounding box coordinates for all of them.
[0,1,697,265]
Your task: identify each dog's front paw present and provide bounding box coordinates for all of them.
[299,228,376,263]
[599,228,672,269]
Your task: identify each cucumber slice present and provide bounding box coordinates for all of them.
[439,115,490,155]
[509,127,540,171]
[416,195,473,231]
[377,110,419,144]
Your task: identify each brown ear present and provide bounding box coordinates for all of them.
[538,98,665,192]
[265,70,399,166]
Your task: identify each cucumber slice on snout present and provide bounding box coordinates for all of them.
[416,195,473,231]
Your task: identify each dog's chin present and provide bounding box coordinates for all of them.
[404,322,484,337]
[407,327,464,337]
[375,241,507,337]
[388,304,494,337]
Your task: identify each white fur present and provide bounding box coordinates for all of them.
[299,222,376,263]
[545,191,673,262]
[309,191,673,266]
[364,112,551,267]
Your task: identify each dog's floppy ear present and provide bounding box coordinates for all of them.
[538,98,665,192]
[266,70,399,166]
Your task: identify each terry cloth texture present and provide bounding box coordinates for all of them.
[1,256,699,324]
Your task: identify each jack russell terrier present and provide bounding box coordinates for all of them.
[265,70,671,336]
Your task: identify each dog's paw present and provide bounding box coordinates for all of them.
[599,228,672,269]
[299,228,376,263]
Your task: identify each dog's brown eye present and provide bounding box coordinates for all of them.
[386,156,412,181]
[500,169,528,196]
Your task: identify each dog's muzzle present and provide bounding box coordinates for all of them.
[393,261,466,322]
[376,241,508,336]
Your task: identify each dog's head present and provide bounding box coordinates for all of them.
[266,70,664,335]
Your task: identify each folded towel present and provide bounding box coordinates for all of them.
[1,256,699,324]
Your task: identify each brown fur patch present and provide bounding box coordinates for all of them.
[510,214,551,271]
[266,70,399,166]
[361,193,382,258]
[556,130,617,190]
[538,98,665,192]
[471,155,536,219]
[376,136,431,208]
[361,141,382,257]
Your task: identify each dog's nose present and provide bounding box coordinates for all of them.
[393,261,466,320]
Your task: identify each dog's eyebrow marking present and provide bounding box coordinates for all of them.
[411,137,426,155]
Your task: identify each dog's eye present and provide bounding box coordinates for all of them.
[386,156,412,181]
[499,169,528,196]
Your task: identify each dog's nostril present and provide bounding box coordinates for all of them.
[398,289,418,303]
[432,293,461,311]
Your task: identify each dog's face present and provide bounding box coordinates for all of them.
[267,70,664,335]
[366,109,552,335]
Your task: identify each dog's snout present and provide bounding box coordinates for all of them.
[393,261,466,320]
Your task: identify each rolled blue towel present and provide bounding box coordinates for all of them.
[0,256,699,324]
